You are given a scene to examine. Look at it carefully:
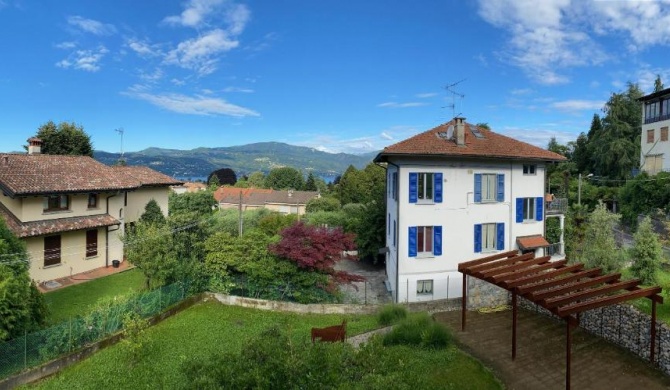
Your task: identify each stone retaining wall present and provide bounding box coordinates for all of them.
[467,277,510,309]
[519,297,670,375]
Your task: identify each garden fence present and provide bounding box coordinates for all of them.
[0,281,191,380]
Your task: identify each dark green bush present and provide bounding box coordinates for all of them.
[377,304,408,326]
[383,313,451,349]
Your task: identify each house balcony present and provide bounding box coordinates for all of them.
[546,197,567,215]
[644,113,670,124]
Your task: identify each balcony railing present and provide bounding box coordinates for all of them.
[645,113,670,124]
[546,197,568,214]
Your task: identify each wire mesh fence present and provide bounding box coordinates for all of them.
[0,281,190,380]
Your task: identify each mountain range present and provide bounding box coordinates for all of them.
[94,142,378,181]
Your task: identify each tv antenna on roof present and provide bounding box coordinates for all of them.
[115,128,125,165]
[444,78,466,119]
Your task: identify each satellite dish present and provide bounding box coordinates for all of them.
[446,125,454,139]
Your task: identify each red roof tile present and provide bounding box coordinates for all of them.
[517,235,550,250]
[0,154,138,197]
[375,120,566,162]
[112,166,183,187]
[0,202,120,238]
[214,187,318,206]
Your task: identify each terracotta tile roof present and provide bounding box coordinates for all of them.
[0,154,138,197]
[112,166,183,187]
[517,235,550,250]
[375,120,567,162]
[214,187,318,206]
[0,202,120,238]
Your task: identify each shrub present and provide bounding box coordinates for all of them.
[383,313,450,349]
[377,304,408,326]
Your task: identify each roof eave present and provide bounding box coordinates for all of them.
[376,151,566,163]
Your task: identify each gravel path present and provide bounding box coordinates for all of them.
[346,326,392,348]
[336,259,392,305]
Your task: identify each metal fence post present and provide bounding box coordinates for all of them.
[365,281,368,305]
[69,317,72,353]
[24,330,27,370]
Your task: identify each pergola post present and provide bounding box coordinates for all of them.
[512,291,517,360]
[566,320,572,390]
[651,299,657,364]
[462,273,467,331]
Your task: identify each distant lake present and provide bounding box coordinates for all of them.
[176,174,337,184]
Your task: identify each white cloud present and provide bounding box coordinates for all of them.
[67,16,116,36]
[416,92,438,98]
[223,86,254,93]
[124,90,259,117]
[381,132,393,140]
[55,41,77,49]
[550,99,605,112]
[164,0,250,32]
[478,0,670,85]
[635,65,670,93]
[377,101,427,108]
[171,78,186,86]
[56,46,108,72]
[139,68,164,82]
[127,38,162,57]
[498,126,576,148]
[165,29,239,75]
[510,88,533,96]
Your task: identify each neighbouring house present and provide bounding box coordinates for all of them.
[213,187,319,215]
[172,182,207,194]
[374,118,566,303]
[639,87,670,175]
[0,139,182,283]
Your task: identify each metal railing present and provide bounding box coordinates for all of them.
[546,198,568,214]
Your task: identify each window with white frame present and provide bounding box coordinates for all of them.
[482,223,497,251]
[417,172,434,201]
[522,197,536,221]
[417,280,433,295]
[523,164,536,175]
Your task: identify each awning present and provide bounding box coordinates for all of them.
[517,235,550,250]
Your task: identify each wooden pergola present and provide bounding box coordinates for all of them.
[458,250,663,390]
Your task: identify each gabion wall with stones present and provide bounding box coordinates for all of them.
[467,277,511,309]
[519,297,670,375]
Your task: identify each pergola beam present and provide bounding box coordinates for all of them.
[529,273,621,301]
[490,259,567,284]
[514,267,598,293]
[544,279,641,309]
[556,286,662,317]
[504,264,587,290]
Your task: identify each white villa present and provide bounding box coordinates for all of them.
[640,86,670,174]
[374,118,566,303]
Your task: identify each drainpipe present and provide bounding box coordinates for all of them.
[105,193,119,268]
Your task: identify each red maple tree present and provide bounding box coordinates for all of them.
[269,221,365,290]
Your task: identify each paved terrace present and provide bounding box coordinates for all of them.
[435,308,670,390]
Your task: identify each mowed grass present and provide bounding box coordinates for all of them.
[27,301,502,390]
[43,268,145,324]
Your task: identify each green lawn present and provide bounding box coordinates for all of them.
[44,269,145,324]
[27,301,501,389]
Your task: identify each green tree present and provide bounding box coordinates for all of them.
[246,171,266,188]
[547,136,570,158]
[123,222,177,290]
[654,75,664,93]
[33,120,94,156]
[475,123,490,130]
[139,199,166,226]
[306,196,341,213]
[0,219,48,341]
[630,216,662,285]
[304,172,318,191]
[168,191,216,218]
[571,132,590,174]
[264,167,304,190]
[580,203,624,273]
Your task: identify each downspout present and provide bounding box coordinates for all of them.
[106,192,119,268]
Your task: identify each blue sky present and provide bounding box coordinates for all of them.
[1,0,669,155]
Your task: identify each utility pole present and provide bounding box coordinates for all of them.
[115,128,125,165]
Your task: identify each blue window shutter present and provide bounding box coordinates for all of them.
[516,198,524,223]
[433,226,442,256]
[474,224,482,253]
[409,173,418,203]
[474,174,482,203]
[496,223,505,250]
[434,173,443,203]
[536,197,543,221]
[496,174,504,202]
[408,226,417,257]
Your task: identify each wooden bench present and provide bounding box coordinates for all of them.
[311,320,346,343]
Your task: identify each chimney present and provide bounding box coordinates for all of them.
[27,137,43,155]
[454,117,466,146]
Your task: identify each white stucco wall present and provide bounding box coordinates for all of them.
[125,187,170,223]
[384,157,547,303]
[26,226,123,283]
[640,115,670,173]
